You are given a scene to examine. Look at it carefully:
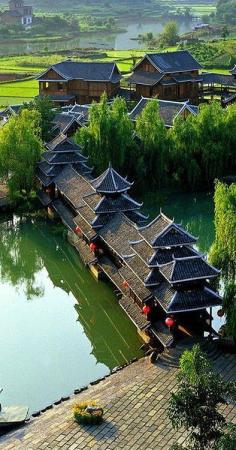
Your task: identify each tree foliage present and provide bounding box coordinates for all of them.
[24,96,56,142]
[170,103,236,190]
[169,344,236,450]
[209,181,236,276]
[75,96,236,192]
[75,94,134,174]
[136,99,169,187]
[222,281,236,342]
[159,21,179,46]
[0,109,43,199]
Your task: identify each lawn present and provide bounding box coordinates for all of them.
[0,79,38,107]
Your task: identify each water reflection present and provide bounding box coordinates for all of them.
[0,214,143,412]
[142,191,215,253]
[0,215,44,299]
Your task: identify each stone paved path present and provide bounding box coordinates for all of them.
[1,354,236,450]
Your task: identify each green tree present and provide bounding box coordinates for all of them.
[24,96,56,142]
[136,99,169,187]
[223,281,236,342]
[159,21,179,46]
[169,114,201,190]
[221,25,230,39]
[209,181,236,276]
[168,344,236,450]
[0,109,43,199]
[75,94,134,173]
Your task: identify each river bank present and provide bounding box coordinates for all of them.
[1,352,236,450]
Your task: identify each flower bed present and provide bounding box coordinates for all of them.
[73,401,104,425]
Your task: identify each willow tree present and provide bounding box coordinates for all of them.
[209,181,236,276]
[0,109,43,199]
[169,113,200,190]
[136,99,169,187]
[24,96,56,142]
[75,94,134,174]
[196,102,229,187]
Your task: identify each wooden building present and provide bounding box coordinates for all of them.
[37,142,222,350]
[0,0,33,28]
[129,97,199,128]
[37,61,122,106]
[129,50,202,102]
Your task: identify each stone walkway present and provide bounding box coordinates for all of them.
[1,354,236,450]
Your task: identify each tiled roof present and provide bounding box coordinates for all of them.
[125,210,148,225]
[173,74,203,83]
[54,165,93,209]
[73,214,97,240]
[159,256,220,284]
[146,50,202,73]
[36,168,53,187]
[152,283,222,313]
[128,71,163,86]
[46,133,67,151]
[119,295,150,330]
[94,194,142,214]
[53,113,80,134]
[83,192,102,210]
[119,264,152,302]
[37,190,52,207]
[37,61,121,83]
[46,136,84,155]
[140,215,197,248]
[149,246,198,266]
[131,240,154,265]
[230,65,236,75]
[139,213,172,243]
[42,151,86,165]
[98,212,140,258]
[124,255,151,284]
[52,199,75,231]
[91,164,133,194]
[129,98,198,127]
[144,268,163,286]
[150,321,174,347]
[202,72,236,86]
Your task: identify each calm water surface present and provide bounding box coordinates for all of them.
[0,192,223,413]
[0,19,193,56]
[0,214,143,414]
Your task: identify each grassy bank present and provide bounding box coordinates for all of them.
[0,37,235,107]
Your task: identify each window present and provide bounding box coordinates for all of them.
[58,82,64,92]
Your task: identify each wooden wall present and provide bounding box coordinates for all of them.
[39,69,120,105]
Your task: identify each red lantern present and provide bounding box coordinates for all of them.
[122,280,129,288]
[89,242,97,252]
[75,226,82,234]
[142,305,151,315]
[165,317,175,328]
[217,309,224,318]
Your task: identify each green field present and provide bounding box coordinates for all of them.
[0,79,38,106]
[0,38,235,107]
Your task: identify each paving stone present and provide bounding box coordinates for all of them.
[0,357,236,450]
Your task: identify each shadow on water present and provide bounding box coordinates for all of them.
[0,213,143,414]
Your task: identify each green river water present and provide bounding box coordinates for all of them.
[0,191,222,414]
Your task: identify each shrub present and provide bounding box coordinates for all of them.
[73,401,104,425]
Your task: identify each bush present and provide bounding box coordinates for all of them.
[73,401,104,425]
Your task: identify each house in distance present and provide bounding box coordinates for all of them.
[37,60,122,106]
[0,0,33,28]
[129,50,203,102]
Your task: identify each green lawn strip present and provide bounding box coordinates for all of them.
[0,79,38,98]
